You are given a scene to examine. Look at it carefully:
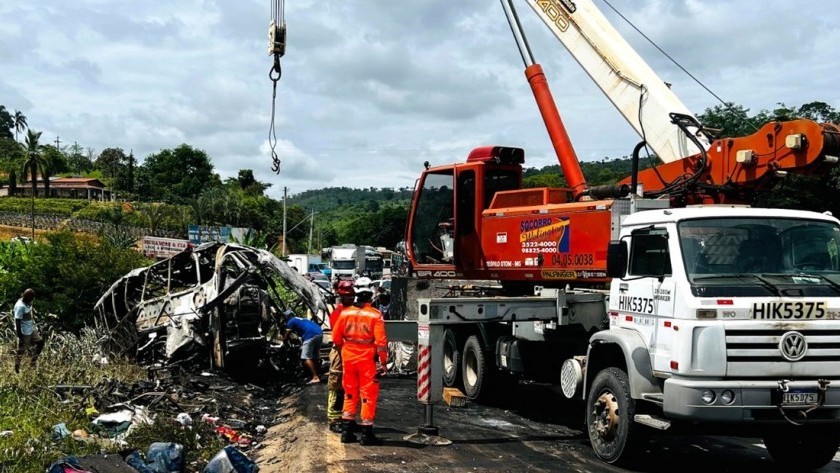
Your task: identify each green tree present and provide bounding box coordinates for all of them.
[0,106,13,140]
[136,202,172,236]
[231,169,271,196]
[696,102,764,138]
[523,172,566,189]
[114,151,136,194]
[12,109,27,142]
[67,142,93,175]
[0,137,22,194]
[95,148,125,182]
[22,130,46,197]
[198,187,237,225]
[0,230,151,332]
[796,101,840,123]
[139,144,221,203]
[41,144,70,195]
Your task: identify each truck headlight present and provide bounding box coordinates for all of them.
[701,390,716,404]
[720,390,735,405]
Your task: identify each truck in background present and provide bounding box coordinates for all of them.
[323,244,385,280]
[326,244,363,280]
[377,247,394,277]
[363,246,384,280]
[287,253,330,278]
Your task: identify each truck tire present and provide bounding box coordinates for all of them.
[586,367,645,465]
[462,335,490,400]
[442,329,461,388]
[763,424,840,471]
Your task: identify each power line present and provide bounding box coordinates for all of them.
[600,0,728,107]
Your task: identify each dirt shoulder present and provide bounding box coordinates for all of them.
[253,388,349,473]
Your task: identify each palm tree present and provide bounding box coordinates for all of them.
[22,130,45,240]
[137,202,171,236]
[22,130,46,197]
[13,110,27,143]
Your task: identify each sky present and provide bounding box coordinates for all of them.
[2,0,839,200]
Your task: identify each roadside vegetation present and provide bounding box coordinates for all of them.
[0,326,225,471]
[0,231,151,333]
[0,232,229,471]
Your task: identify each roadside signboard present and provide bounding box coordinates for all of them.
[142,236,191,258]
[188,225,253,245]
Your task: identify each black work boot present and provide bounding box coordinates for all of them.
[328,421,343,434]
[340,421,358,443]
[359,425,383,446]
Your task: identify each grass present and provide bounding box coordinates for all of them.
[0,324,224,472]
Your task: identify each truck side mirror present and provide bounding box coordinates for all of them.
[607,240,628,278]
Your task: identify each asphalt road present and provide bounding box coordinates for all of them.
[297,376,840,473]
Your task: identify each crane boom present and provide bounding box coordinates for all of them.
[523,0,710,163]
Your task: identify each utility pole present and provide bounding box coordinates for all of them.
[282,186,287,256]
[54,136,61,150]
[307,209,315,254]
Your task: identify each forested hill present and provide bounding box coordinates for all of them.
[288,186,414,213]
[287,156,650,215]
[523,156,654,188]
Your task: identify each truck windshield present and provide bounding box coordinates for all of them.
[332,260,355,270]
[679,217,840,296]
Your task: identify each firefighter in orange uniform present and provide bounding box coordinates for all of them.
[332,277,388,445]
[327,280,356,433]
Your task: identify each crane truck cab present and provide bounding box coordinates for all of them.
[560,206,840,468]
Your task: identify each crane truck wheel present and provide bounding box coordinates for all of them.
[586,367,646,466]
[442,329,461,388]
[462,335,490,400]
[763,424,840,471]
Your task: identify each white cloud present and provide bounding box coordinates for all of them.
[1,0,839,199]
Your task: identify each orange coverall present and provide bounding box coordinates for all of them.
[332,303,388,426]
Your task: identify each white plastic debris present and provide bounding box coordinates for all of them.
[176,413,193,427]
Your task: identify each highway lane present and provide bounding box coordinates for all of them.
[286,376,840,472]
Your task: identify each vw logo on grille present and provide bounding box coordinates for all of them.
[779,331,808,361]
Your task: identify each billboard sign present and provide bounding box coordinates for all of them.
[142,236,191,258]
[188,225,253,245]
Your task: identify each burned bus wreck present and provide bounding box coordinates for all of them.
[94,242,329,368]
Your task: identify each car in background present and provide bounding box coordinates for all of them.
[307,272,331,292]
[371,278,391,293]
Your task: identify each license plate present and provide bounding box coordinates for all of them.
[773,389,818,406]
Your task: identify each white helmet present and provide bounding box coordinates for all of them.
[354,276,374,294]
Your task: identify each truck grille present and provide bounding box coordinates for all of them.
[725,327,840,377]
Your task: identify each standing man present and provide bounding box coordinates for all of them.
[327,280,355,433]
[332,277,388,445]
[374,290,391,320]
[14,288,44,374]
[283,314,324,384]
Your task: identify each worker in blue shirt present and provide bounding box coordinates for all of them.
[284,315,324,384]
